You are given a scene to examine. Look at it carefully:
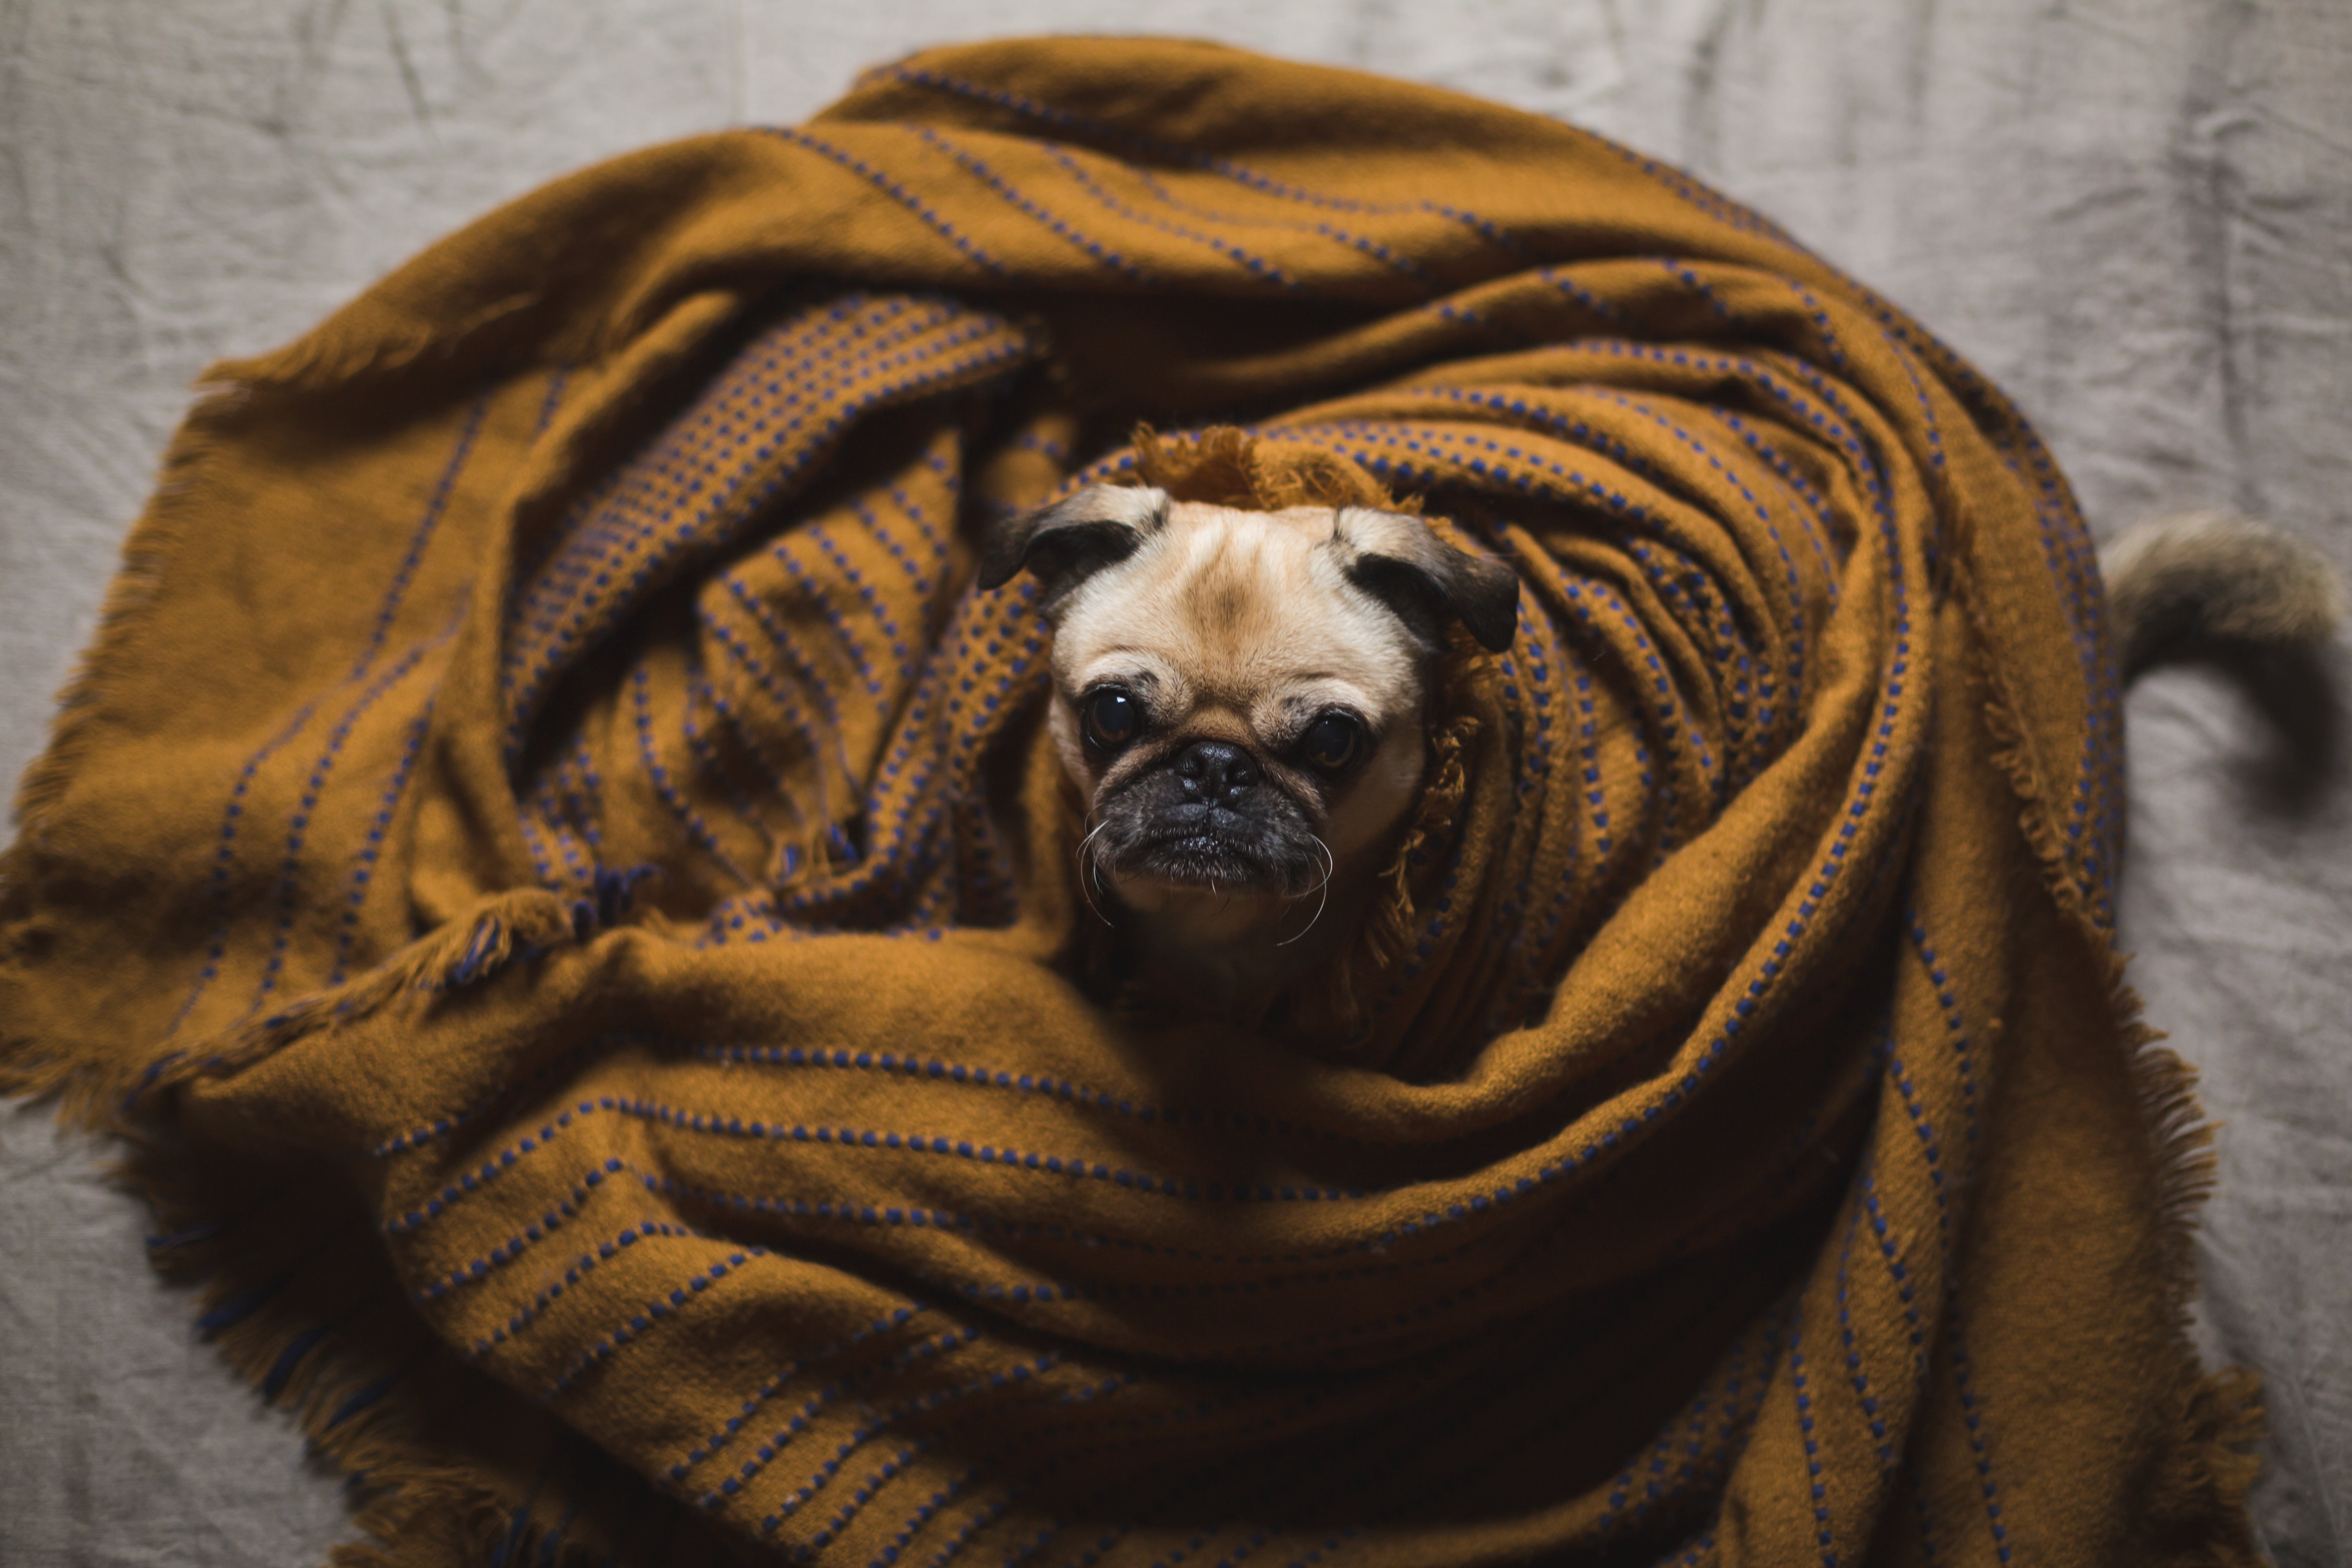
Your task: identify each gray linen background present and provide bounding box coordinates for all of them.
[2,2,2346,1561]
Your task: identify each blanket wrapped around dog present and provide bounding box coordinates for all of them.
[0,36,2260,1568]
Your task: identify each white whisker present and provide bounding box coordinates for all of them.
[1076,817,1116,927]
[1276,835,1336,947]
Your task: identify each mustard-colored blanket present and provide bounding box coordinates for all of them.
[0,37,2258,1568]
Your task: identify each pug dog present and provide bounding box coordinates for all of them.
[978,481,1518,1019]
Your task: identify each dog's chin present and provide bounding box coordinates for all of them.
[1118,832,1280,891]
[1106,864,1303,950]
[1097,818,1323,940]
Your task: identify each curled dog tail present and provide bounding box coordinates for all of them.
[2099,510,2344,676]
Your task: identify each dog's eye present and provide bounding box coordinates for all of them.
[1300,713,1363,773]
[1081,687,1142,751]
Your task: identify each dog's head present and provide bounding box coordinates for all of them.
[980,483,1516,950]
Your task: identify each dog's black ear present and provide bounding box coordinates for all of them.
[978,484,1170,607]
[1334,508,1519,652]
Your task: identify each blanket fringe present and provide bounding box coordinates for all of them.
[202,292,546,402]
[1962,553,2266,1556]
[4,880,621,1136]
[200,881,617,1083]
[5,413,231,846]
[119,1143,555,1568]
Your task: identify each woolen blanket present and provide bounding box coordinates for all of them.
[0,36,2260,1568]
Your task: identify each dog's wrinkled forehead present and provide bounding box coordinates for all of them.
[976,483,1517,713]
[1051,500,1428,708]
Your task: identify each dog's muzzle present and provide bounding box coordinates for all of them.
[1094,739,1324,895]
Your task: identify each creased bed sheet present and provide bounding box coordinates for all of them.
[2,2,2346,1563]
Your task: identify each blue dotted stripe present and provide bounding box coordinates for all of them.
[1788,1325,1840,1568]
[1986,438,2112,904]
[1656,257,1737,321]
[550,1234,769,1391]
[1834,1202,1896,1472]
[508,296,923,639]
[862,1463,981,1568]
[1580,131,1811,255]
[765,527,886,700]
[347,395,488,683]
[715,569,864,816]
[911,125,1153,284]
[389,1095,1703,1341]
[1856,1165,1928,1381]
[499,302,1029,765]
[693,1042,1381,1150]
[160,393,495,1046]
[698,602,842,835]
[771,524,889,696]
[238,610,463,1019]
[560,739,608,851]
[1634,360,1860,591]
[1306,413,1731,759]
[1038,146,1308,295]
[383,1101,615,1231]
[1277,1530,1359,1568]
[1907,1472,1948,1568]
[680,677,780,851]
[1903,912,1984,1156]
[1478,604,1569,1005]
[161,695,327,1044]
[714,1323,984,1507]
[1576,386,1808,744]
[1785,281,1851,375]
[516,784,568,886]
[1609,1349,1757,1540]
[1536,265,1638,328]
[751,1353,1077,1539]
[531,771,595,887]
[698,672,804,824]
[457,1202,675,1356]
[1307,428,1724,808]
[410,1158,614,1301]
[851,494,941,597]
[325,703,434,987]
[809,521,921,688]
[1112,160,1439,289]
[1495,335,1884,577]
[1943,1329,2016,1563]
[607,1094,1374,1204]
[650,1168,1504,1281]
[376,1089,1383,1252]
[1587,1301,1785,1546]
[765,127,1011,278]
[1870,962,2019,1566]
[669,1304,924,1482]
[869,64,1528,257]
[506,309,1018,745]
[630,661,757,888]
[1711,408,1846,596]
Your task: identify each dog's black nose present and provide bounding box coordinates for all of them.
[1175,740,1261,806]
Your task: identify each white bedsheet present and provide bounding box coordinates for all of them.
[3,2,2345,1560]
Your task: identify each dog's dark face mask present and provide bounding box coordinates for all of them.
[979,486,1517,924]
[1091,734,1330,898]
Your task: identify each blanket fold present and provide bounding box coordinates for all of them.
[1,36,2258,1568]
